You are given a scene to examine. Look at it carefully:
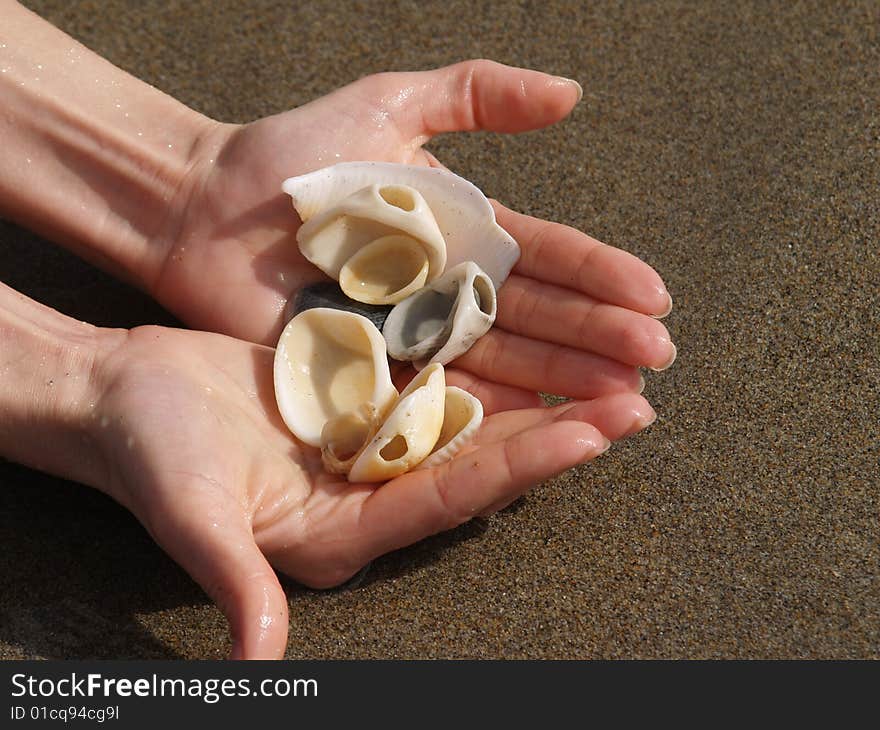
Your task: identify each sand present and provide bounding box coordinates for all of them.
[0,0,877,658]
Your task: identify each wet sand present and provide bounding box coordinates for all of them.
[1,0,877,658]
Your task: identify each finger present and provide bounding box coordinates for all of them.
[391,364,544,414]
[497,274,677,370]
[475,392,657,446]
[356,420,609,559]
[444,369,545,413]
[494,203,673,318]
[359,59,581,140]
[144,492,288,660]
[453,328,643,399]
[477,394,657,516]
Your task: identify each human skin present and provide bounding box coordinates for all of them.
[0,283,655,658]
[0,2,672,658]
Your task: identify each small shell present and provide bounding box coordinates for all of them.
[294,183,447,304]
[348,363,446,483]
[321,402,382,475]
[274,308,397,447]
[417,386,483,470]
[285,281,392,331]
[283,162,520,289]
[383,261,497,367]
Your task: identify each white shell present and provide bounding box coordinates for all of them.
[283,162,520,289]
[417,386,484,470]
[348,363,446,483]
[274,308,397,448]
[383,261,497,367]
[294,183,447,304]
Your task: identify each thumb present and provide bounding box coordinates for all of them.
[145,492,289,660]
[353,59,582,140]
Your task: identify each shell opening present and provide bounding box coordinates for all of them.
[339,235,429,304]
[398,289,455,348]
[380,434,409,461]
[433,396,475,453]
[473,275,496,317]
[379,185,417,212]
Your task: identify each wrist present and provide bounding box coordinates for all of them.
[0,283,124,494]
[0,3,219,291]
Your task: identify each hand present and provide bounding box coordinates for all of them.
[90,324,656,658]
[156,60,675,411]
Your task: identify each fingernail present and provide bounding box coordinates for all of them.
[652,292,673,319]
[555,76,583,103]
[638,374,646,394]
[650,343,677,372]
[623,407,656,438]
[577,436,611,464]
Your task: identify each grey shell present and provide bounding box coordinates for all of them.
[382,261,497,367]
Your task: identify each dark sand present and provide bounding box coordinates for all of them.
[1,1,877,659]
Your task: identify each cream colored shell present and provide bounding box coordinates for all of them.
[283,162,521,290]
[295,183,447,304]
[320,402,384,475]
[417,386,484,470]
[273,308,398,448]
[348,363,446,482]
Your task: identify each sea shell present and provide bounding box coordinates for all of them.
[348,363,446,483]
[382,261,497,367]
[294,183,447,304]
[283,162,520,289]
[320,402,382,475]
[274,308,398,448]
[417,386,484,470]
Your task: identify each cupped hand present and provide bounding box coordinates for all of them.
[90,324,656,658]
[156,60,674,412]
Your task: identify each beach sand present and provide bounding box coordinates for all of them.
[1,0,877,658]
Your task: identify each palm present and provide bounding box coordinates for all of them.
[94,323,654,657]
[155,62,675,411]
[95,325,380,590]
[156,81,422,345]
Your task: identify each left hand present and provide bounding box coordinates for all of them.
[87,323,656,657]
[156,60,675,410]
